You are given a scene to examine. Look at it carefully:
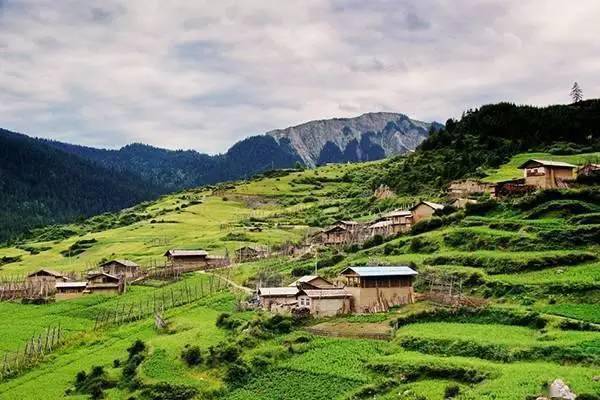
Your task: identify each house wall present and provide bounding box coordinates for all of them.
[411,204,435,223]
[102,263,139,278]
[56,289,85,299]
[524,167,574,189]
[345,286,415,313]
[168,256,209,269]
[260,296,296,310]
[311,297,350,316]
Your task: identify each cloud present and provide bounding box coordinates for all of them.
[1,0,599,153]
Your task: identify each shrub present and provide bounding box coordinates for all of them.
[465,199,498,216]
[559,319,600,332]
[392,307,547,329]
[216,313,244,330]
[363,234,384,249]
[411,217,443,235]
[127,340,146,359]
[570,212,600,225]
[181,345,203,366]
[225,360,252,386]
[72,365,116,399]
[444,384,460,398]
[316,254,345,268]
[141,383,198,400]
[409,236,439,253]
[525,200,598,219]
[291,265,314,277]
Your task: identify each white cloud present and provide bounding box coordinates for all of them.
[1,0,599,153]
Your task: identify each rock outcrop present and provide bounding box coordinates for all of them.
[267,112,441,167]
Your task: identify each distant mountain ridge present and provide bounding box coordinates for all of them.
[1,112,436,242]
[267,112,441,167]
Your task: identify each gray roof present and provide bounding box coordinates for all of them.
[382,209,412,218]
[102,259,139,268]
[258,287,300,296]
[27,269,65,278]
[164,249,208,257]
[288,275,335,288]
[340,266,418,277]
[56,281,87,288]
[370,220,394,228]
[517,159,576,169]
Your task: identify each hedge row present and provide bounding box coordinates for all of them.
[424,252,596,274]
[391,307,547,329]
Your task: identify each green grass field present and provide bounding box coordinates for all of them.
[0,156,598,399]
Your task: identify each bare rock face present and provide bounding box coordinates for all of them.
[549,379,576,400]
[267,112,441,167]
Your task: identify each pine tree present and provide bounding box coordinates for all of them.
[570,82,583,103]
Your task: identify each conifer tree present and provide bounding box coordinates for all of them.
[570,82,583,103]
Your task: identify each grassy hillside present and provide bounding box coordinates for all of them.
[0,157,598,400]
[483,151,600,182]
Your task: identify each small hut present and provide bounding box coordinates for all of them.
[518,159,576,189]
[164,249,209,268]
[100,259,140,279]
[85,272,122,294]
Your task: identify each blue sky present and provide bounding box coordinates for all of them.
[1,1,599,153]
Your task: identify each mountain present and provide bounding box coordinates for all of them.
[1,112,435,242]
[267,112,441,167]
[0,128,161,243]
[46,112,435,189]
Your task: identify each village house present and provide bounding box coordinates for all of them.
[368,220,395,237]
[55,281,87,299]
[85,272,122,294]
[410,201,445,223]
[100,259,141,279]
[164,249,209,267]
[518,159,576,189]
[370,209,413,237]
[577,163,600,178]
[313,221,360,245]
[258,283,351,317]
[288,275,336,290]
[26,269,69,286]
[257,287,300,312]
[447,179,496,199]
[235,246,268,263]
[339,266,418,313]
[296,289,351,316]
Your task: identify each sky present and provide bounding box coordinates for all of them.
[1,1,599,154]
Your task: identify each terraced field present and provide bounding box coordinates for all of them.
[0,156,598,399]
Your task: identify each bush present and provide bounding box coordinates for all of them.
[444,384,460,398]
[181,345,203,366]
[72,365,116,399]
[559,319,600,332]
[409,236,439,253]
[225,360,252,386]
[363,234,385,249]
[411,217,443,235]
[216,313,244,330]
[465,199,498,216]
[316,254,344,268]
[291,265,314,277]
[141,383,198,400]
[392,307,547,329]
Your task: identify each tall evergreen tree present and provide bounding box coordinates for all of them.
[571,82,583,103]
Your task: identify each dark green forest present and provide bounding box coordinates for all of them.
[371,100,600,194]
[0,129,160,243]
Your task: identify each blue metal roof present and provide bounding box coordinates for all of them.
[340,266,418,277]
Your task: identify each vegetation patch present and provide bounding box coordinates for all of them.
[392,307,547,329]
[60,238,97,257]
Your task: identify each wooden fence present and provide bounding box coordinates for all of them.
[1,325,64,380]
[94,274,234,330]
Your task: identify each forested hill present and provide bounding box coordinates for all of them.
[373,100,600,194]
[0,129,161,243]
[45,135,302,191]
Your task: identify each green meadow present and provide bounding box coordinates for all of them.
[0,156,598,399]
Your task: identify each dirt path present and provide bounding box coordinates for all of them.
[198,270,253,294]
